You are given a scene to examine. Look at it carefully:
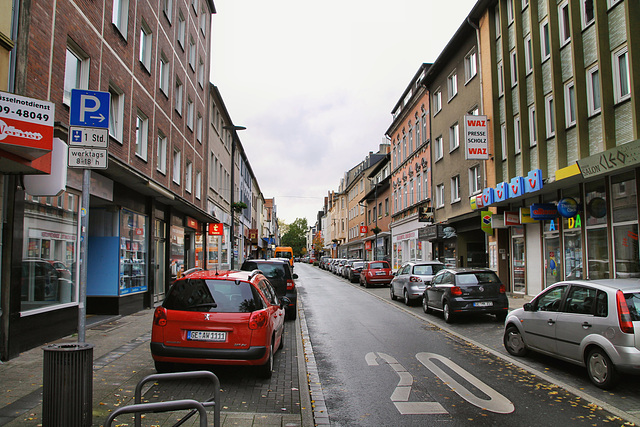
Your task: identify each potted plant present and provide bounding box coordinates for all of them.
[232,202,247,213]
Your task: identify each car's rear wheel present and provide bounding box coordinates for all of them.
[154,361,174,373]
[286,307,297,321]
[258,341,274,379]
[390,286,396,300]
[443,301,454,323]
[404,289,411,306]
[586,348,618,389]
[422,295,431,313]
[364,279,370,288]
[278,325,285,350]
[503,325,528,356]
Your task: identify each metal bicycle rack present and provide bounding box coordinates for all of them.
[104,370,221,427]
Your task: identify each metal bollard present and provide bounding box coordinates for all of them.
[42,343,94,427]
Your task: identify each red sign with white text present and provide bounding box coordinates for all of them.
[208,223,224,236]
[0,91,54,160]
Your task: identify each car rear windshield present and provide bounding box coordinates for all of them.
[353,262,365,268]
[242,262,291,280]
[275,251,292,259]
[456,272,501,285]
[625,292,640,321]
[164,279,263,313]
[369,262,389,269]
[414,264,444,275]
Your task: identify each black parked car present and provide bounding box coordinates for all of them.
[422,267,508,323]
[240,259,298,320]
[347,261,365,283]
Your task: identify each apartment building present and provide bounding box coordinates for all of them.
[361,153,392,261]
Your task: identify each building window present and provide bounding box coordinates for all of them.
[417,174,422,201]
[175,77,183,115]
[135,111,148,161]
[451,175,460,203]
[185,161,192,193]
[421,113,427,142]
[189,36,196,71]
[415,120,420,148]
[195,171,202,199]
[545,94,555,138]
[108,85,124,142]
[608,0,622,7]
[139,21,152,71]
[495,4,501,38]
[436,184,445,208]
[582,0,594,27]
[157,132,167,174]
[469,165,481,195]
[447,71,458,101]
[162,0,172,23]
[435,136,443,161]
[449,122,459,151]
[198,57,205,88]
[524,35,533,75]
[559,1,571,46]
[408,128,413,153]
[159,53,170,95]
[613,46,631,103]
[173,149,181,184]
[510,50,518,86]
[187,97,194,130]
[522,0,529,9]
[63,45,89,105]
[465,50,477,83]
[565,80,576,127]
[587,65,601,116]
[177,10,186,49]
[196,113,203,142]
[112,0,129,38]
[200,9,207,35]
[497,61,504,96]
[469,106,479,116]
[501,124,507,160]
[540,19,551,61]
[528,105,537,147]
[514,116,521,154]
[433,89,442,114]
[409,179,414,206]
[506,0,514,24]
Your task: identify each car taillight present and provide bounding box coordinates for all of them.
[451,286,463,296]
[409,276,423,282]
[286,279,295,290]
[616,290,634,334]
[153,306,167,327]
[499,284,506,293]
[249,310,268,330]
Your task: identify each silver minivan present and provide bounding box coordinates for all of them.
[503,279,640,389]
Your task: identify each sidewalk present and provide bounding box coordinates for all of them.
[0,309,312,427]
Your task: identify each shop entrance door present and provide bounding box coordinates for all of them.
[512,232,526,294]
[154,219,167,303]
[544,233,560,288]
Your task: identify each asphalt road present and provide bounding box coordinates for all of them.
[296,262,639,426]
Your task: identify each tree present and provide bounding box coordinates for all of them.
[280,218,308,256]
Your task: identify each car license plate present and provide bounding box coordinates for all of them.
[474,301,493,307]
[376,271,385,275]
[187,331,227,342]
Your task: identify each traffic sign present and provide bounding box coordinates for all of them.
[70,127,108,148]
[68,147,108,169]
[69,89,110,128]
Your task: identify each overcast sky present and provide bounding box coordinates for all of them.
[210,0,479,225]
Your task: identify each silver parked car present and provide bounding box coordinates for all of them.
[390,261,444,306]
[503,279,640,389]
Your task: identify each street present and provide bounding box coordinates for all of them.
[296,262,640,426]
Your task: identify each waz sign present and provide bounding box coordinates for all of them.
[464,115,489,160]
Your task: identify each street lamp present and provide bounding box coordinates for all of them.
[223,124,246,270]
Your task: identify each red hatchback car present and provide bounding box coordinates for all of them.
[359,260,394,288]
[151,270,288,378]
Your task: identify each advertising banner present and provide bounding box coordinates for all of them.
[0,91,54,159]
[464,115,489,160]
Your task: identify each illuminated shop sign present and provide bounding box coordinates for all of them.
[472,169,544,210]
[530,203,558,220]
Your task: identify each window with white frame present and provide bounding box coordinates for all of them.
[545,94,555,137]
[514,116,521,154]
[582,0,594,28]
[189,36,196,70]
[112,0,129,38]
[522,0,529,9]
[447,71,458,101]
[177,10,186,49]
[415,119,421,147]
[501,124,507,160]
[417,174,422,201]
[506,0,514,24]
[157,131,167,174]
[159,53,169,95]
[469,165,481,195]
[187,97,194,130]
[409,179,414,206]
[63,45,89,105]
[510,50,518,86]
[421,113,427,142]
[528,105,537,147]
[497,61,504,96]
[109,85,124,142]
[540,19,551,61]
[200,10,207,35]
[135,111,149,161]
[433,89,442,114]
[449,122,459,151]
[192,0,198,14]
[465,50,477,83]
[435,136,443,160]
[469,106,479,116]
[173,149,181,184]
[139,21,152,71]
[409,128,413,153]
[587,65,601,116]
[559,1,571,46]
[565,80,576,127]
[495,4,501,38]
[613,46,630,103]
[424,173,429,200]
[175,77,183,115]
[436,184,445,208]
[196,113,203,142]
[195,171,201,199]
[451,175,461,203]
[162,0,172,23]
[185,161,192,193]
[198,57,205,88]
[524,35,533,75]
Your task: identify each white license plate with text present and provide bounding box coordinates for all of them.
[187,331,227,342]
[473,301,493,307]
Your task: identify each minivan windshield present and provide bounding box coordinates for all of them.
[164,279,262,313]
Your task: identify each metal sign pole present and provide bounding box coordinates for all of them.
[78,169,90,343]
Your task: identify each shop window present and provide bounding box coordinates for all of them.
[611,173,639,279]
[120,210,148,294]
[563,188,583,280]
[585,180,609,279]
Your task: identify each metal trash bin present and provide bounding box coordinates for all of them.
[42,343,94,427]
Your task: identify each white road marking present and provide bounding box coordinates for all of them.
[416,352,515,414]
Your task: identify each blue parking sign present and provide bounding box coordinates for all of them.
[70,89,110,129]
